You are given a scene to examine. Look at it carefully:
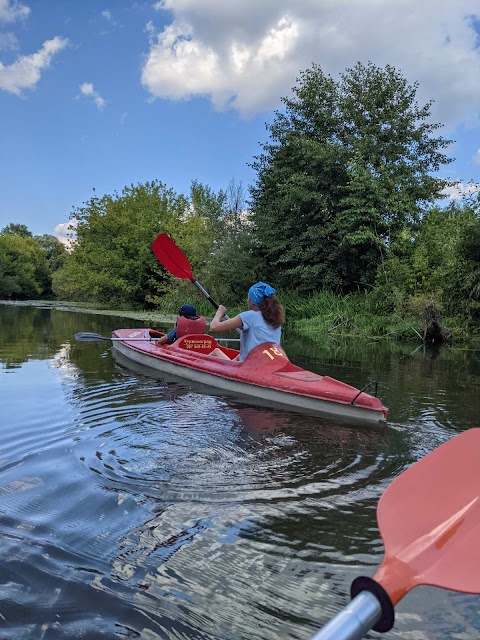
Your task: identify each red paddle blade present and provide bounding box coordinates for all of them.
[373,428,480,605]
[152,233,194,281]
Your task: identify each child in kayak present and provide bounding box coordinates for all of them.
[156,304,204,345]
[209,282,284,361]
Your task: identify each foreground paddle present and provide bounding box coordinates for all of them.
[311,428,480,639]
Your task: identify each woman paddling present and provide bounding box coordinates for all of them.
[209,281,285,361]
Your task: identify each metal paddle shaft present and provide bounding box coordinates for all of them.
[310,592,382,640]
[311,428,480,640]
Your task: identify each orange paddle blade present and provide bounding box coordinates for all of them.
[374,428,480,605]
[152,233,195,281]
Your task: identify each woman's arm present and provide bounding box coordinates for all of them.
[210,305,243,333]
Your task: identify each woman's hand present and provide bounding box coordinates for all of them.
[210,306,243,333]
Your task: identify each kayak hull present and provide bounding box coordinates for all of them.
[111,329,388,427]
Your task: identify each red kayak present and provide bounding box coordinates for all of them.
[111,328,388,426]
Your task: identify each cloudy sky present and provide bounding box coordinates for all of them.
[1,0,480,242]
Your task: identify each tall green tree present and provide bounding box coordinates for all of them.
[34,234,67,295]
[202,179,259,302]
[1,223,33,238]
[250,62,453,293]
[0,233,47,298]
[52,180,232,308]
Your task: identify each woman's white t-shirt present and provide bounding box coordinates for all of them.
[238,310,282,361]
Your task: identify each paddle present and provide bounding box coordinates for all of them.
[311,428,480,640]
[151,233,222,309]
[74,332,240,343]
[74,332,160,342]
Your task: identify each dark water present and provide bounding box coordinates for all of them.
[1,303,479,640]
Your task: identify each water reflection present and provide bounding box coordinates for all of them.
[1,303,480,639]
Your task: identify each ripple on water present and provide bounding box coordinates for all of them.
[3,330,472,639]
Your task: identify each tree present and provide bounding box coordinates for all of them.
[34,234,68,296]
[1,223,33,238]
[202,179,260,302]
[52,180,232,308]
[0,234,47,298]
[250,62,453,293]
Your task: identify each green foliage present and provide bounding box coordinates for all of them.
[0,234,47,298]
[442,214,480,320]
[1,223,33,238]
[250,61,453,293]
[54,181,184,305]
[285,288,418,340]
[199,180,260,303]
[52,179,253,309]
[34,234,68,296]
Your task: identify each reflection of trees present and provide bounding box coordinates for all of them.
[0,304,145,372]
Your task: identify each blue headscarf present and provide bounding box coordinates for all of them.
[248,281,276,306]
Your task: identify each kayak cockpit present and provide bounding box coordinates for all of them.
[147,331,239,360]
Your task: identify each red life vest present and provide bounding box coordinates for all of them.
[176,316,206,338]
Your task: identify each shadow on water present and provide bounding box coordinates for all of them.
[1,304,480,639]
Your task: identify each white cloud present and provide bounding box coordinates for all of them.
[142,0,480,126]
[79,82,106,110]
[0,0,30,23]
[0,31,18,50]
[442,181,480,200]
[55,220,77,250]
[101,9,112,21]
[0,36,69,95]
[475,149,480,165]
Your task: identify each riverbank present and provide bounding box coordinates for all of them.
[2,296,479,346]
[0,300,176,325]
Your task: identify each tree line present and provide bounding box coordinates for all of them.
[2,62,479,339]
[0,223,67,299]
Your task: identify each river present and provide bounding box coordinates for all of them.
[1,302,479,639]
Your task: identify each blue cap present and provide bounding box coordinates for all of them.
[179,304,197,317]
[248,282,276,306]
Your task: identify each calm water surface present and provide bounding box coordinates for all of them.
[1,303,479,639]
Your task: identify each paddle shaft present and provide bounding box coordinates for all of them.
[193,278,241,335]
[311,592,382,640]
[192,279,227,317]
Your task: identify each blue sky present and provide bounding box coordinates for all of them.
[1,0,480,243]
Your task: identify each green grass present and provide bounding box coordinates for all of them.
[281,289,479,344]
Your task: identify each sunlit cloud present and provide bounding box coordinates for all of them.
[55,220,77,250]
[78,82,106,110]
[0,36,69,95]
[0,0,30,23]
[101,9,112,21]
[442,181,480,200]
[142,0,480,126]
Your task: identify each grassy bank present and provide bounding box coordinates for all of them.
[2,290,479,345]
[281,290,479,345]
